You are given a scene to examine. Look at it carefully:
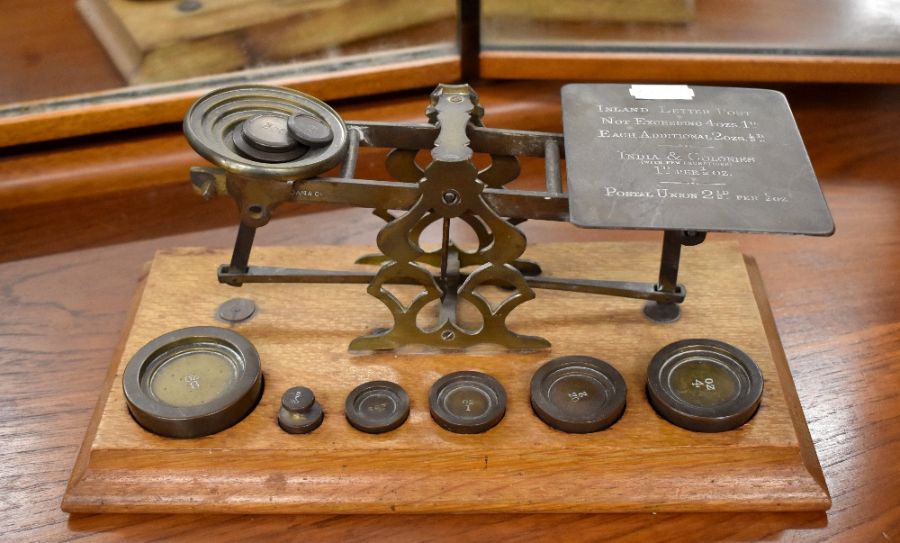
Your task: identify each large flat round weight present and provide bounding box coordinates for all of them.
[429,371,506,434]
[647,339,764,432]
[530,355,627,433]
[122,326,263,438]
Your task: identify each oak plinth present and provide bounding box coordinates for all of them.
[62,242,830,513]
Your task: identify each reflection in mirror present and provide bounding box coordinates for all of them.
[2,0,457,106]
[78,0,457,85]
[482,0,900,56]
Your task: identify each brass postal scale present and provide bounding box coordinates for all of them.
[64,83,834,513]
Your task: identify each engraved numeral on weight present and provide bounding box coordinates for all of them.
[568,391,588,402]
[184,374,201,390]
[262,120,286,134]
[692,377,716,391]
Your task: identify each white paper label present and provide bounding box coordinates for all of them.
[629,85,695,100]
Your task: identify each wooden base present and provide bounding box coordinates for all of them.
[63,242,830,513]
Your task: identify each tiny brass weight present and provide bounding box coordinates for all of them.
[216,298,257,323]
[278,386,324,434]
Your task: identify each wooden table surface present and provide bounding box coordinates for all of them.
[0,82,898,541]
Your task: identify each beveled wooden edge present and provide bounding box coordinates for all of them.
[0,53,459,148]
[62,264,150,511]
[744,254,831,503]
[481,51,900,84]
[60,447,830,514]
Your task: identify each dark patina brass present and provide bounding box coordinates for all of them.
[184,85,349,181]
[183,82,834,352]
[288,112,334,147]
[530,355,626,433]
[233,114,308,163]
[216,297,257,323]
[646,339,764,432]
[429,371,506,434]
[122,326,263,438]
[278,386,324,434]
[349,85,549,350]
[344,381,410,434]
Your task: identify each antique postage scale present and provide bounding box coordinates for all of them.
[64,83,834,513]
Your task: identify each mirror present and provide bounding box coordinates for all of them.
[480,0,900,82]
[482,0,900,56]
[0,0,459,145]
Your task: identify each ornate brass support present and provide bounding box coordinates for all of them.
[349,85,548,351]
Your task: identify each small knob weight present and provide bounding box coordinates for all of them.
[278,386,325,434]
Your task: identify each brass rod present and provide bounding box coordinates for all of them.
[227,223,256,274]
[440,217,451,295]
[657,230,683,293]
[217,266,684,303]
[339,128,360,178]
[544,139,562,195]
[344,121,564,157]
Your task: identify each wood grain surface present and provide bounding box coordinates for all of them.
[62,243,827,513]
[0,82,898,540]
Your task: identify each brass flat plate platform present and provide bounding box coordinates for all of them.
[63,243,829,513]
[562,84,834,235]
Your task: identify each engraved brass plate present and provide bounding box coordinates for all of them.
[562,84,834,235]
